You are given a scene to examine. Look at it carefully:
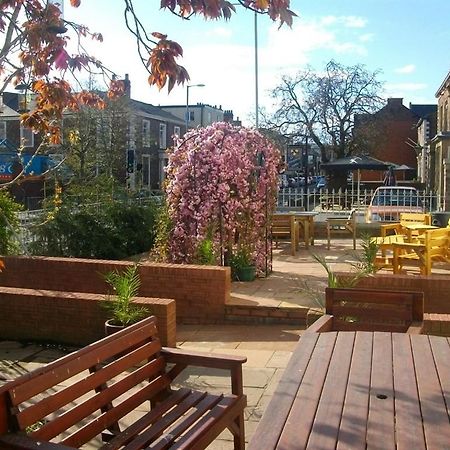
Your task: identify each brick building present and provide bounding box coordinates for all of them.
[354,98,435,183]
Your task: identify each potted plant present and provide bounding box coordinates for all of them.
[102,265,148,335]
[230,247,256,282]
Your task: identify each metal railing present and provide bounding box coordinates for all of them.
[277,188,441,216]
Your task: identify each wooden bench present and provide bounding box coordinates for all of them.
[318,287,424,333]
[392,227,450,276]
[0,316,247,449]
[271,213,298,255]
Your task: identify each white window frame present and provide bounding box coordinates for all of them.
[159,123,167,149]
[20,125,34,147]
[142,119,151,147]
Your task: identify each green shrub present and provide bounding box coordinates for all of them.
[0,190,22,254]
[30,200,158,259]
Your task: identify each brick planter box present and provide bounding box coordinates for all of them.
[0,256,232,345]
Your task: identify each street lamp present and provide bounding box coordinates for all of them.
[186,83,205,131]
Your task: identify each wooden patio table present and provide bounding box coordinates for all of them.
[403,223,438,242]
[248,331,450,450]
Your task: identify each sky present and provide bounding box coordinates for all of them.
[64,0,450,126]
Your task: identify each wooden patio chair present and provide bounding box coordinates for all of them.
[392,227,450,275]
[326,208,356,250]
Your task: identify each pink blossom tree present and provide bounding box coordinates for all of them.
[164,122,281,273]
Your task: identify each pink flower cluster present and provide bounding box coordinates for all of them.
[164,122,281,272]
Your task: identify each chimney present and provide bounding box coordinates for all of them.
[123,74,131,98]
[387,98,403,107]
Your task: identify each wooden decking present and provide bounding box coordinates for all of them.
[249,331,450,449]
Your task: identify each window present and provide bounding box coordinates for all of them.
[142,119,151,147]
[189,111,195,121]
[173,126,181,142]
[159,123,167,149]
[142,154,151,187]
[0,121,6,141]
[20,125,34,147]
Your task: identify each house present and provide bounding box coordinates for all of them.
[354,98,436,184]
[432,70,450,209]
[0,75,186,201]
[414,105,437,191]
[161,103,227,128]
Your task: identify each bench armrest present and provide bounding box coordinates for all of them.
[0,434,73,450]
[161,347,246,396]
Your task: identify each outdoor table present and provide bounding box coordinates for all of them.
[248,331,450,450]
[403,223,438,242]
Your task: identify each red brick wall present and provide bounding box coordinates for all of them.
[0,286,176,347]
[337,272,450,314]
[0,256,230,323]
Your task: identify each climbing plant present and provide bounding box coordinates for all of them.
[162,122,281,273]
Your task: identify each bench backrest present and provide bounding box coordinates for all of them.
[0,316,168,448]
[325,287,424,332]
[271,214,295,236]
[400,212,431,225]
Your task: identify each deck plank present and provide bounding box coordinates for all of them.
[412,335,450,449]
[247,332,320,450]
[307,332,355,449]
[392,333,426,450]
[337,332,373,450]
[277,332,338,450]
[367,332,395,450]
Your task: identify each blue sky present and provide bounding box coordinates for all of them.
[65,0,450,126]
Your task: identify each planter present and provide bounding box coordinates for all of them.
[105,319,125,336]
[234,266,256,282]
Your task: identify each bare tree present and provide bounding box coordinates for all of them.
[267,61,385,163]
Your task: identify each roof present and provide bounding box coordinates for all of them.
[409,104,437,119]
[435,70,450,97]
[129,99,184,124]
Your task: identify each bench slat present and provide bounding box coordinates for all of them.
[9,321,158,405]
[15,341,162,429]
[101,388,193,450]
[172,395,244,450]
[31,358,167,444]
[60,374,172,448]
[333,321,409,333]
[331,304,413,322]
[122,391,219,450]
[149,393,225,450]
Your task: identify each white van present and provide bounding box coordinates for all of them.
[365,187,424,223]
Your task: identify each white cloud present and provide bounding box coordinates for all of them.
[359,33,374,43]
[320,15,367,29]
[395,64,416,74]
[207,27,232,38]
[385,82,428,97]
[342,16,367,28]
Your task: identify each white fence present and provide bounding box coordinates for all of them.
[277,188,440,215]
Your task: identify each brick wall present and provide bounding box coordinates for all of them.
[0,256,230,323]
[0,286,176,347]
[336,272,450,314]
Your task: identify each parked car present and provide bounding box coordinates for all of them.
[365,186,424,223]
